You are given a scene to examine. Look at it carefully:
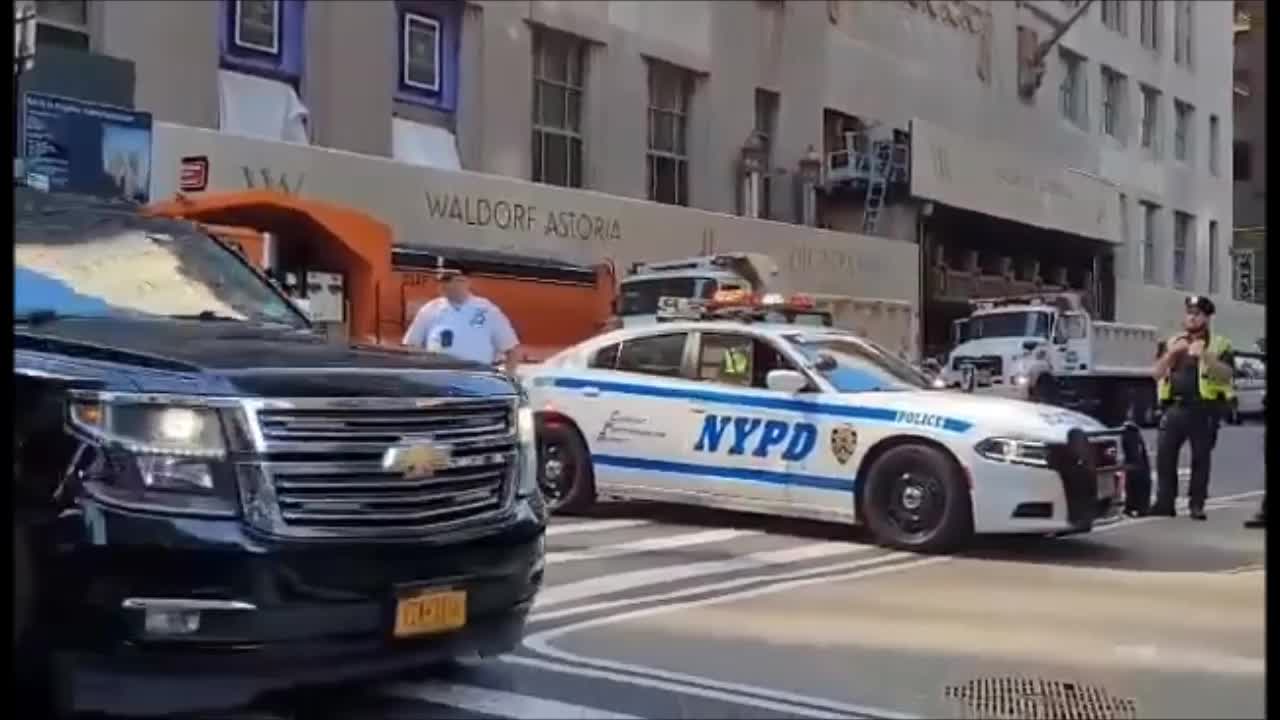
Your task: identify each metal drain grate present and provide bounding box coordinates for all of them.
[944,676,1138,720]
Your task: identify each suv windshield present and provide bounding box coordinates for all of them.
[965,311,1052,340]
[787,333,930,393]
[14,187,308,329]
[618,276,718,316]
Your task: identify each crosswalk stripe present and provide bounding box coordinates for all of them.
[545,518,652,537]
[537,541,867,608]
[380,681,641,720]
[547,528,756,564]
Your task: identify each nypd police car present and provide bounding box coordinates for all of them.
[522,297,1133,553]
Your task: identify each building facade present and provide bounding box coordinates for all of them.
[35,0,1263,345]
[1232,0,1265,305]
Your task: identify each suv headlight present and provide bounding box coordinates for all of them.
[975,437,1050,468]
[67,392,238,514]
[516,396,538,498]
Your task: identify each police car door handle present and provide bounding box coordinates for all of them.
[580,386,601,397]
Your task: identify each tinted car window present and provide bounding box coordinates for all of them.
[590,343,621,369]
[616,333,687,378]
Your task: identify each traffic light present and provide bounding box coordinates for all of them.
[1234,250,1255,302]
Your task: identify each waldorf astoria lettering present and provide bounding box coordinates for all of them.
[425,191,623,245]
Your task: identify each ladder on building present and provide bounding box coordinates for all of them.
[861,140,892,235]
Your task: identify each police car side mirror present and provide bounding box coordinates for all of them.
[766,369,808,394]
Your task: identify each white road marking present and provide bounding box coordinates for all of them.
[547,528,756,564]
[537,541,868,609]
[546,519,652,537]
[1113,643,1265,675]
[534,551,912,623]
[518,553,942,719]
[381,681,642,719]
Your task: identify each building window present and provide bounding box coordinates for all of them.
[1058,49,1087,128]
[531,27,587,188]
[233,0,280,55]
[393,3,459,112]
[1174,0,1192,67]
[1141,202,1158,284]
[1208,221,1219,294]
[402,13,441,92]
[647,60,694,207]
[1139,85,1159,153]
[754,89,779,220]
[220,0,303,85]
[1209,115,1220,176]
[1234,141,1252,181]
[35,0,89,50]
[1172,211,1192,289]
[1139,0,1160,52]
[1101,0,1126,35]
[1173,100,1193,163]
[1101,66,1125,140]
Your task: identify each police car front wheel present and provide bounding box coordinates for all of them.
[860,444,973,554]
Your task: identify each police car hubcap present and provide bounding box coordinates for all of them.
[901,485,924,510]
[544,458,564,481]
[539,445,571,502]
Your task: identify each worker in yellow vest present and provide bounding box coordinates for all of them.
[1150,296,1235,520]
[721,344,751,385]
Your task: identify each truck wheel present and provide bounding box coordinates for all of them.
[860,444,973,554]
[536,422,596,514]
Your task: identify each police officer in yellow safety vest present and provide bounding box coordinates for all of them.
[1150,296,1235,520]
[722,345,751,384]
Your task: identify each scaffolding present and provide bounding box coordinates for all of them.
[822,130,910,236]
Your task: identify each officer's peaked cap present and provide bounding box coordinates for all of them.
[1185,295,1216,316]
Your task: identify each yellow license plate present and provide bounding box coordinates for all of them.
[393,589,467,638]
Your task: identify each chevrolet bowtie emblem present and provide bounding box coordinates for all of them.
[382,442,453,480]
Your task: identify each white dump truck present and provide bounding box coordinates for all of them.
[939,292,1160,426]
[616,252,918,361]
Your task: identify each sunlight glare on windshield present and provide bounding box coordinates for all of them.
[15,230,248,321]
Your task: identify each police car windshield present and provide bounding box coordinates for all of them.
[787,334,930,393]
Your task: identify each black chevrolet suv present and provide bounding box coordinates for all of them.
[12,186,547,716]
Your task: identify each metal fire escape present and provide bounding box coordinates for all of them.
[823,130,910,236]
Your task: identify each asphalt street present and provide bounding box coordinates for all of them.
[242,423,1266,720]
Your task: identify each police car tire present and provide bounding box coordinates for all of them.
[539,423,596,514]
[860,444,973,554]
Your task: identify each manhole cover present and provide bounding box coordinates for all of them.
[944,676,1138,720]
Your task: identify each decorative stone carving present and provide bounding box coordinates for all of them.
[903,0,990,36]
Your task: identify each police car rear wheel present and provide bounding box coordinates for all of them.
[862,444,972,553]
[537,423,595,514]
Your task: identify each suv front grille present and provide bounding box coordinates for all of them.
[244,398,518,538]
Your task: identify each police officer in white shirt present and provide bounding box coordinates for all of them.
[402,268,521,376]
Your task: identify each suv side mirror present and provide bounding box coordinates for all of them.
[766,369,808,394]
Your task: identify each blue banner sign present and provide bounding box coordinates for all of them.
[22,92,153,203]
